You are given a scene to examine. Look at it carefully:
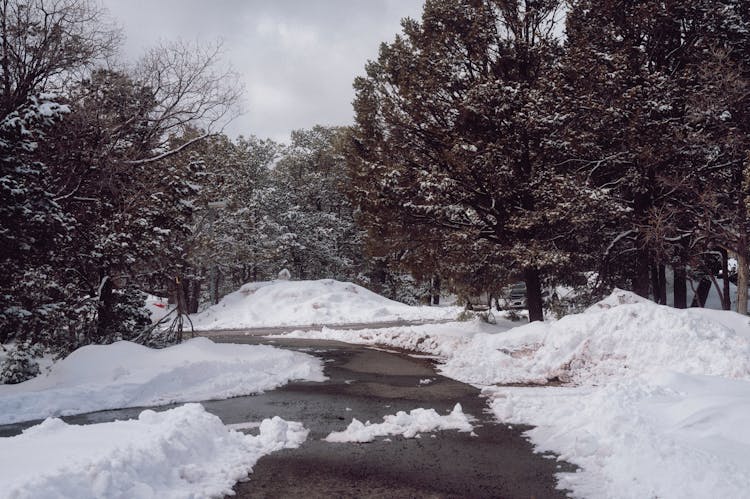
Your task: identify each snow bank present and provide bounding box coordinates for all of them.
[283,317,516,357]
[0,404,307,499]
[191,279,460,330]
[289,289,750,386]
[0,337,325,424]
[284,290,750,498]
[325,403,473,443]
[484,293,750,498]
[442,289,750,386]
[489,372,750,498]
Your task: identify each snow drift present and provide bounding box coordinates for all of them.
[489,371,750,499]
[191,278,459,330]
[0,404,308,499]
[0,337,325,425]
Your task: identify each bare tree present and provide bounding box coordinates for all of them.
[127,39,244,164]
[0,0,121,115]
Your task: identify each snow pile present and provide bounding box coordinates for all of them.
[288,289,750,386]
[442,289,750,386]
[191,279,460,330]
[284,290,750,498]
[483,293,750,498]
[0,337,325,424]
[0,404,307,499]
[325,403,473,443]
[489,372,750,498]
[284,318,514,358]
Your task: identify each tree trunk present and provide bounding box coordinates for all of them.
[650,264,665,303]
[735,157,749,314]
[737,249,748,315]
[172,276,190,342]
[524,267,543,322]
[690,278,711,308]
[721,249,731,310]
[633,251,650,298]
[673,264,687,309]
[188,278,201,314]
[650,265,658,303]
[96,276,114,341]
[431,275,441,305]
[658,264,667,304]
[210,266,221,305]
[181,277,191,313]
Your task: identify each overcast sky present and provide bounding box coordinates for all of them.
[102,0,424,143]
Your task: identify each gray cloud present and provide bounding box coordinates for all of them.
[103,0,424,142]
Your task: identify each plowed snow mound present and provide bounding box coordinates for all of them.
[442,289,750,386]
[0,337,325,424]
[191,279,459,330]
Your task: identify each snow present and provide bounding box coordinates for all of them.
[437,289,750,386]
[283,316,515,356]
[191,278,460,330]
[283,289,750,499]
[0,337,325,425]
[324,403,473,443]
[145,293,171,323]
[487,372,750,498]
[0,403,308,499]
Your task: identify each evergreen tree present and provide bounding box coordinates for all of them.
[265,126,365,280]
[349,0,608,321]
[563,0,750,310]
[0,0,117,364]
[0,94,81,352]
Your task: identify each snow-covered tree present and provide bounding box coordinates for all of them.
[261,126,365,280]
[348,0,611,321]
[1,1,243,361]
[562,0,750,310]
[0,0,117,360]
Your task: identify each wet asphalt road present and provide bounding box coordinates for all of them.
[0,334,574,498]
[215,335,574,499]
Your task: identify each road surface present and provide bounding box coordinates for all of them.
[211,334,574,498]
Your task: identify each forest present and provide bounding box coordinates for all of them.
[2,0,750,377]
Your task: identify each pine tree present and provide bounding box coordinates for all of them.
[0,95,80,352]
[348,0,610,321]
[563,0,750,310]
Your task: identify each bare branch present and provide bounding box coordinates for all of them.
[124,131,212,165]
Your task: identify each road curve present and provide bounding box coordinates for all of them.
[210,335,574,499]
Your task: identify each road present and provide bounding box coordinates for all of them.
[210,334,574,498]
[0,330,574,498]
